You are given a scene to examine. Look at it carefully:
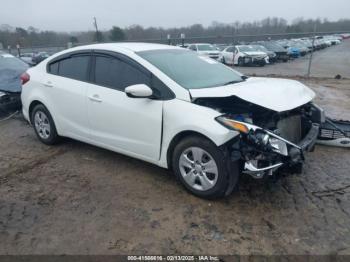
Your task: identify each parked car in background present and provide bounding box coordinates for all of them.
[287,46,301,58]
[218,46,235,65]
[21,43,323,199]
[32,52,50,65]
[233,45,269,66]
[277,40,301,58]
[253,41,289,62]
[177,43,190,48]
[213,44,228,51]
[188,43,221,60]
[0,52,29,112]
[299,38,314,51]
[19,52,35,66]
[323,36,341,45]
[250,45,277,63]
[290,40,309,56]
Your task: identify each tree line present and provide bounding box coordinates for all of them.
[1,17,350,48]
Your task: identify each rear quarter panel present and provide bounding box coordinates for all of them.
[21,66,61,132]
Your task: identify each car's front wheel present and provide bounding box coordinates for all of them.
[238,57,244,66]
[31,104,60,145]
[172,136,239,199]
[221,57,226,64]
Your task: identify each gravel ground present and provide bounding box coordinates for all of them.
[0,81,350,254]
[238,39,350,79]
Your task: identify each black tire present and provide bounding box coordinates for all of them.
[222,57,226,64]
[238,57,244,67]
[172,135,239,199]
[30,104,60,145]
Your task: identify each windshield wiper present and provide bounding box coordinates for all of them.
[223,80,241,86]
[223,76,248,86]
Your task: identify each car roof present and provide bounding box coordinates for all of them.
[67,42,180,53]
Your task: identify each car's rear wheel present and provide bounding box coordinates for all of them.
[172,136,239,199]
[31,104,60,145]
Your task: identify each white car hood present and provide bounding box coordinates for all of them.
[199,51,220,55]
[189,77,315,112]
[243,51,267,56]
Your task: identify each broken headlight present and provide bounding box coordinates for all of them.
[216,116,251,134]
[216,116,289,156]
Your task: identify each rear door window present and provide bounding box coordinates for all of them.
[48,61,59,75]
[58,56,90,81]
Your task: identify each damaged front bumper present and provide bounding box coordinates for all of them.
[217,113,321,179]
[242,56,267,66]
[0,91,21,114]
[242,123,319,178]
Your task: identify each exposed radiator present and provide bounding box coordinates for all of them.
[276,115,302,143]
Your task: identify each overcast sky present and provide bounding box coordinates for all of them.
[1,0,349,31]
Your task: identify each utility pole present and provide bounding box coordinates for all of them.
[93,17,100,42]
[307,23,317,78]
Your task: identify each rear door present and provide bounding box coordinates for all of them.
[87,51,164,161]
[45,52,91,139]
[224,47,235,64]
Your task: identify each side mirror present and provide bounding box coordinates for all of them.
[125,84,153,98]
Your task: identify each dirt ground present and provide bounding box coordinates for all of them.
[0,77,350,255]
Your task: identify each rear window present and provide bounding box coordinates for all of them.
[59,56,89,81]
[48,55,90,82]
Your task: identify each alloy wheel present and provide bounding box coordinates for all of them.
[179,147,218,191]
[34,111,51,139]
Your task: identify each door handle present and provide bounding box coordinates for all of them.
[44,81,54,88]
[88,94,102,103]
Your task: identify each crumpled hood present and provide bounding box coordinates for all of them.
[190,77,315,112]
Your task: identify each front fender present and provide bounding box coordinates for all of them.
[158,99,239,168]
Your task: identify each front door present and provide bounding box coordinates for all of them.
[87,53,163,161]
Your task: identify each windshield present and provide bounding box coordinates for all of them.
[138,49,243,89]
[251,45,268,52]
[197,44,216,51]
[262,42,286,52]
[237,45,259,52]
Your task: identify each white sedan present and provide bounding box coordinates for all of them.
[219,46,236,65]
[21,43,323,199]
[233,45,269,66]
[188,43,221,60]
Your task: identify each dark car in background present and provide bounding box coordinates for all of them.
[0,52,29,113]
[32,52,50,65]
[253,41,289,62]
[250,44,277,63]
[19,52,35,66]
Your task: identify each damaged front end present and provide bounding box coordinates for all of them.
[0,91,21,115]
[195,96,324,179]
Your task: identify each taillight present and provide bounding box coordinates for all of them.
[20,72,30,85]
